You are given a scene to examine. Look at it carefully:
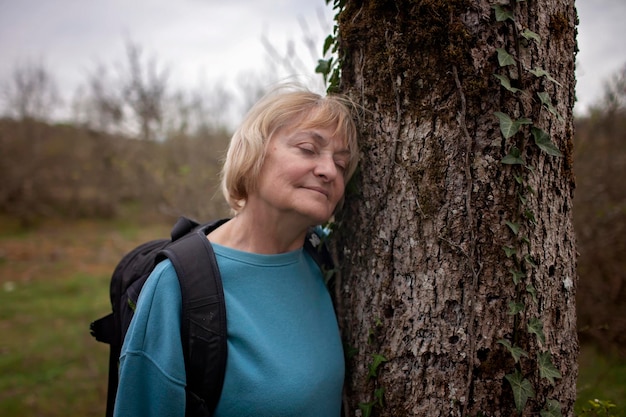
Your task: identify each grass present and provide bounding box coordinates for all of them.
[0,216,169,417]
[0,272,108,416]
[576,344,626,416]
[0,216,625,416]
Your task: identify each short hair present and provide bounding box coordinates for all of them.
[221,86,359,213]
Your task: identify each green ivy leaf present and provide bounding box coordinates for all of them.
[505,370,535,413]
[496,48,516,67]
[323,35,335,55]
[537,91,551,105]
[538,352,562,385]
[315,58,333,81]
[508,301,525,316]
[358,401,375,417]
[502,151,525,165]
[529,67,562,86]
[492,4,514,22]
[494,74,521,93]
[521,29,541,44]
[494,112,531,139]
[523,209,536,223]
[323,266,338,284]
[503,246,516,257]
[537,92,564,121]
[374,387,385,407]
[524,254,538,268]
[540,399,563,417]
[528,317,546,345]
[526,284,538,303]
[494,111,516,138]
[345,344,358,360]
[531,127,563,157]
[510,269,525,285]
[506,221,520,235]
[367,354,388,379]
[327,66,341,93]
[498,339,529,363]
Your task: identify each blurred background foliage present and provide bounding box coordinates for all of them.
[574,63,626,356]
[0,118,230,224]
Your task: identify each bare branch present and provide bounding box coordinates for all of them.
[2,59,60,121]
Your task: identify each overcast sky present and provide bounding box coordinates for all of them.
[0,0,624,119]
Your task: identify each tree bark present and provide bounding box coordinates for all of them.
[334,1,578,416]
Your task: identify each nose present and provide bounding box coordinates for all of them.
[314,153,338,182]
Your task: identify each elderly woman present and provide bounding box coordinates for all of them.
[114,86,359,417]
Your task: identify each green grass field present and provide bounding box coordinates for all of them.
[0,216,169,416]
[0,217,624,416]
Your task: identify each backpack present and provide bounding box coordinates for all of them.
[90,216,333,417]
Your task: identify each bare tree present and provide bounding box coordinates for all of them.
[77,41,169,140]
[334,1,578,416]
[120,41,169,140]
[164,85,234,137]
[75,64,125,133]
[598,62,626,115]
[2,59,60,121]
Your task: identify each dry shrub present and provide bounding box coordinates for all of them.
[0,118,230,225]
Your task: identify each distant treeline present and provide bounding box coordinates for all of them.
[0,118,231,224]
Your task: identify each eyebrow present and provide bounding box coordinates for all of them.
[308,132,351,157]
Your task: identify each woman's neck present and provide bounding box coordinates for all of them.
[207,210,309,254]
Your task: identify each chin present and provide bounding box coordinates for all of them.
[291,198,337,225]
[301,208,333,226]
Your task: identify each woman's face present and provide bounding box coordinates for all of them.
[249,120,350,226]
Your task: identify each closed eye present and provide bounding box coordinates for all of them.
[298,144,317,155]
[335,157,350,175]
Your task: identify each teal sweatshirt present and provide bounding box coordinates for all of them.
[114,243,345,417]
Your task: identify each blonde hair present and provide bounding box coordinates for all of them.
[221,86,359,213]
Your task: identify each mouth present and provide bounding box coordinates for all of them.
[304,186,329,198]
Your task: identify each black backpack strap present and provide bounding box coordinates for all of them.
[90,312,116,417]
[171,217,201,241]
[160,228,227,416]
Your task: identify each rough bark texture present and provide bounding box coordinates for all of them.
[334,1,578,416]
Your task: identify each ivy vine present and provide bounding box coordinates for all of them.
[359,317,388,417]
[316,0,345,92]
[492,1,564,415]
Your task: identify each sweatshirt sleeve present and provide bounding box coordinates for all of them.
[113,260,186,417]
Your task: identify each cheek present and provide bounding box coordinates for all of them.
[333,179,346,200]
[284,162,312,181]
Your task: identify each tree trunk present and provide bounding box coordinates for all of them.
[334,1,578,416]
